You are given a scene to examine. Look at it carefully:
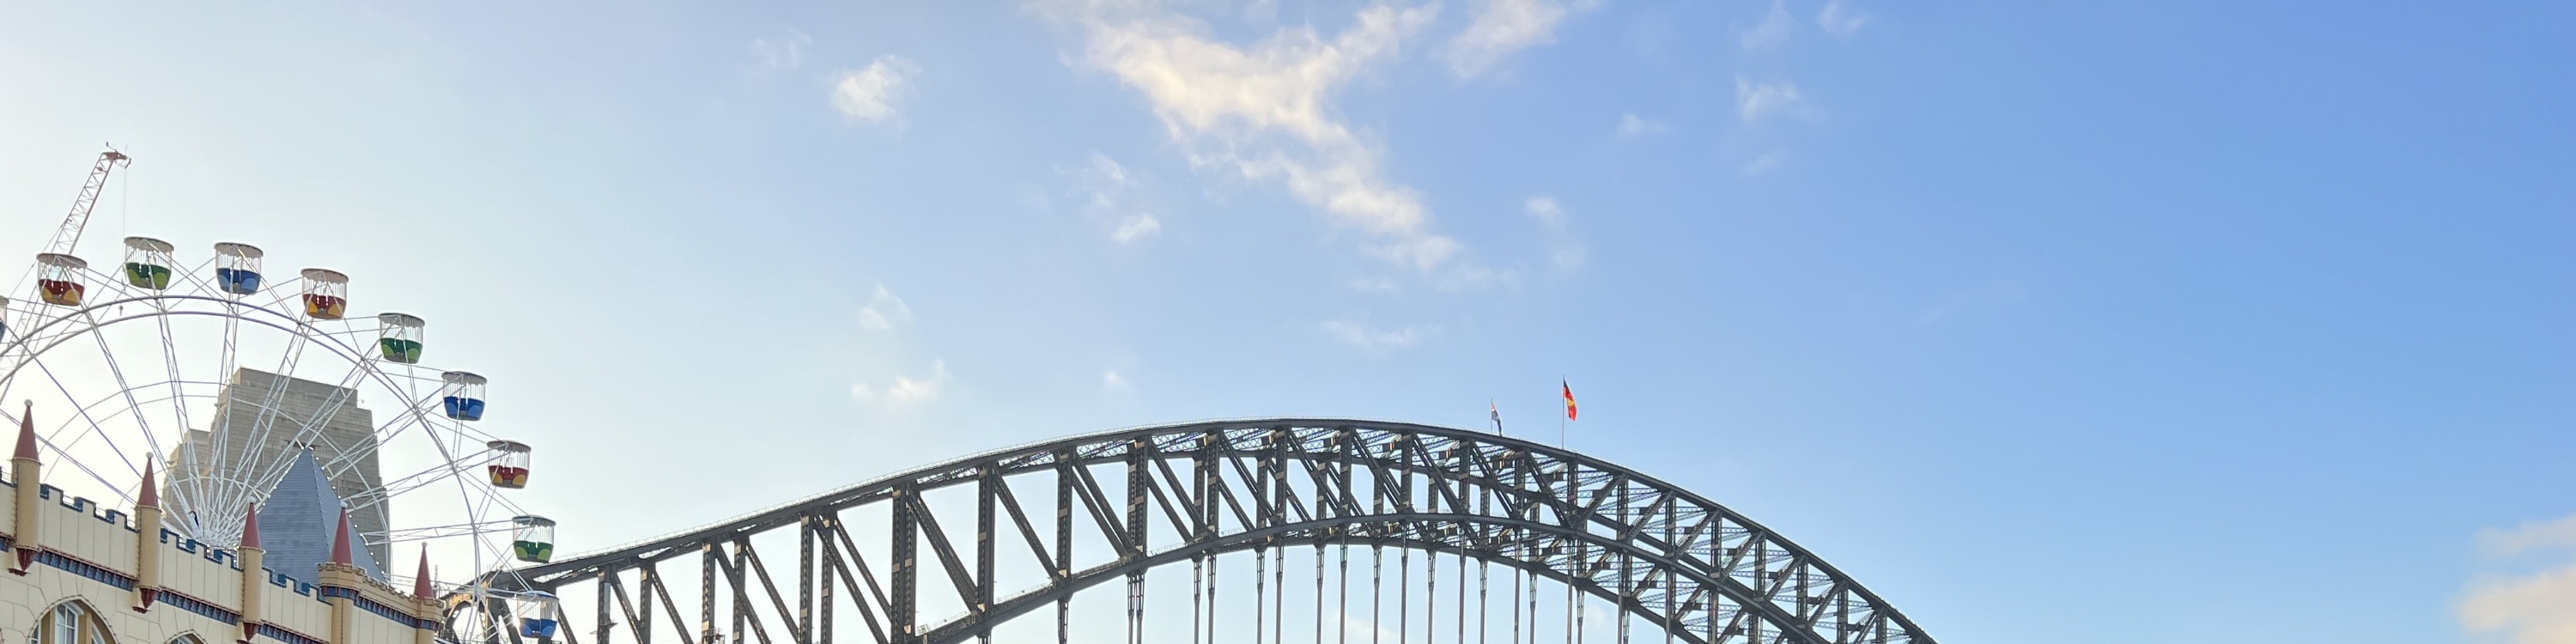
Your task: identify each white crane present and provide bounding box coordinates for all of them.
[45,148,133,256]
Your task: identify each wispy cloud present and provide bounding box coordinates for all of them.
[1102,369,1131,392]
[1614,112,1667,140]
[831,55,920,125]
[1552,246,1588,270]
[1112,215,1163,242]
[1817,0,1871,37]
[750,30,812,70]
[1067,153,1163,245]
[2461,513,2576,644]
[2482,514,2576,556]
[1047,0,1483,277]
[858,284,914,331]
[1741,0,1797,52]
[1735,76,1802,123]
[851,359,950,404]
[1443,0,1598,80]
[1527,195,1585,270]
[1741,150,1785,176]
[1321,319,1441,350]
[1526,195,1565,229]
[1348,276,1402,294]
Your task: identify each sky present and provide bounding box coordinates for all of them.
[3,1,2573,642]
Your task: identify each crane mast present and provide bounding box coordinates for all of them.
[46,149,133,256]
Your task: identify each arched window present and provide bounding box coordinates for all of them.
[166,636,204,644]
[35,601,112,644]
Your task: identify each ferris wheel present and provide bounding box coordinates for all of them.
[0,234,552,588]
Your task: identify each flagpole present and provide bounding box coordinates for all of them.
[1559,377,1567,449]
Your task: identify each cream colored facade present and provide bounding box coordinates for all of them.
[3,444,442,644]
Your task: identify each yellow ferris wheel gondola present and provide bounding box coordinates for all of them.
[301,268,349,319]
[33,253,87,307]
[486,440,532,489]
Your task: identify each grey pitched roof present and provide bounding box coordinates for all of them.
[255,448,384,583]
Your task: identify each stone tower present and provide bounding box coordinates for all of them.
[164,367,387,565]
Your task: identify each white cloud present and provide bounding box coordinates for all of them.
[858,284,913,331]
[1349,276,1402,294]
[1321,320,1441,350]
[831,55,920,125]
[2460,513,2576,644]
[1069,153,1163,245]
[1741,0,1797,51]
[2483,514,2576,556]
[851,359,950,404]
[1112,215,1163,242]
[1526,195,1583,271]
[1614,112,1666,140]
[1049,0,1478,275]
[1444,0,1599,79]
[1552,246,1588,270]
[1818,0,1871,37]
[1735,76,1802,123]
[1525,195,1564,229]
[750,30,812,70]
[1102,369,1130,391]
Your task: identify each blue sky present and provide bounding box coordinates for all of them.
[4,1,2573,642]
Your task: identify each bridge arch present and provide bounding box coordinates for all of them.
[481,419,1935,644]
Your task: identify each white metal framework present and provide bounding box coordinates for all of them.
[1,238,532,583]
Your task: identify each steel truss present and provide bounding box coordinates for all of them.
[465,419,1934,644]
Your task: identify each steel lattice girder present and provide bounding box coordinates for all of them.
[467,419,1934,644]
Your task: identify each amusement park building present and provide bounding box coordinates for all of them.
[2,410,442,644]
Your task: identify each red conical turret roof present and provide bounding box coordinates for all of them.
[137,462,158,508]
[414,547,434,598]
[13,401,36,461]
[240,502,262,550]
[329,507,355,566]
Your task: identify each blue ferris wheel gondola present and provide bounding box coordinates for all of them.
[442,371,488,421]
[514,591,561,638]
[213,242,264,295]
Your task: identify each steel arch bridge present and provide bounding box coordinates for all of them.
[459,419,1935,644]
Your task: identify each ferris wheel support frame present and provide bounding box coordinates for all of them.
[1,286,514,577]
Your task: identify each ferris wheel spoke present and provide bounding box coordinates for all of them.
[378,519,520,545]
[163,255,222,297]
[251,357,390,500]
[209,315,325,516]
[26,350,145,495]
[366,449,501,503]
[11,377,138,508]
[204,292,246,532]
[77,307,173,513]
[155,302,216,541]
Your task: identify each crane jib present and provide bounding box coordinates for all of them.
[46,149,133,257]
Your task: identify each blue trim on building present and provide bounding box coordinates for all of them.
[255,623,330,644]
[35,550,137,590]
[319,586,433,628]
[160,590,244,625]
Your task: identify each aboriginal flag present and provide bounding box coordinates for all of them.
[1562,380,1577,421]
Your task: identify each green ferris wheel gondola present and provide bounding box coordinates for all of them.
[377,313,425,363]
[512,515,556,563]
[122,236,176,289]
